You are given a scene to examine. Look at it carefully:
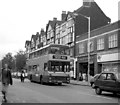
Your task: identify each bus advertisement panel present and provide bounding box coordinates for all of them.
[27,44,70,85]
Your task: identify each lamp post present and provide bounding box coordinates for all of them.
[87,17,90,84]
[79,14,91,84]
[73,13,90,83]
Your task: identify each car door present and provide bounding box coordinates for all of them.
[95,73,107,89]
[104,73,117,91]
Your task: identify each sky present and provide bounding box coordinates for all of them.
[0,0,119,60]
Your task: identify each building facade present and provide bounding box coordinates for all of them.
[54,0,110,79]
[25,29,46,59]
[75,20,120,80]
[25,0,112,79]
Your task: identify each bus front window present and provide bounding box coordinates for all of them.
[49,61,70,72]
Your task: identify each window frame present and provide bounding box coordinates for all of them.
[79,43,84,54]
[108,34,118,48]
[97,38,104,50]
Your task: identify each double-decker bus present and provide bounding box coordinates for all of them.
[27,44,70,85]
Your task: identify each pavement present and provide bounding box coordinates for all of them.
[70,80,90,86]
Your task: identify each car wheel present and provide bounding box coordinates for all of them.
[95,87,102,95]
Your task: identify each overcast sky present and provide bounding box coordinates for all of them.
[0,0,119,60]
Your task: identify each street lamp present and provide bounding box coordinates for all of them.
[78,14,91,84]
[73,13,91,83]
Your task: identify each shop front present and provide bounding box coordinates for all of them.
[76,54,97,81]
[97,52,120,74]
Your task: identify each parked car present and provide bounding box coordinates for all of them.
[90,74,100,88]
[94,71,120,95]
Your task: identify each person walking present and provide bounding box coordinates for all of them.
[0,63,13,102]
[21,70,25,82]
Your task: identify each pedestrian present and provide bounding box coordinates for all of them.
[21,70,25,82]
[0,63,13,102]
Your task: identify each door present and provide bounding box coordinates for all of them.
[95,73,107,89]
[105,73,117,91]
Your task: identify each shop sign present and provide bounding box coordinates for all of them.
[97,53,120,62]
[77,56,94,63]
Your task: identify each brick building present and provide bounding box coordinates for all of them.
[25,0,112,79]
[75,20,120,80]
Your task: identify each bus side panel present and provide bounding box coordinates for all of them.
[27,55,49,82]
[39,55,50,83]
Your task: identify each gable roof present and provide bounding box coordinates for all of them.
[31,35,37,42]
[25,40,31,48]
[76,20,120,42]
[74,1,110,22]
[46,20,62,31]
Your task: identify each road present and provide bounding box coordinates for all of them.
[0,78,119,103]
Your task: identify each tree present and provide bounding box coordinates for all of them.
[2,53,15,70]
[15,50,27,72]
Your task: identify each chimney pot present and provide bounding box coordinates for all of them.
[53,17,57,21]
[36,32,39,36]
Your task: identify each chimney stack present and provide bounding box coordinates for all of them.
[61,11,66,21]
[83,0,94,6]
[53,17,57,21]
[36,32,39,35]
[40,28,44,34]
